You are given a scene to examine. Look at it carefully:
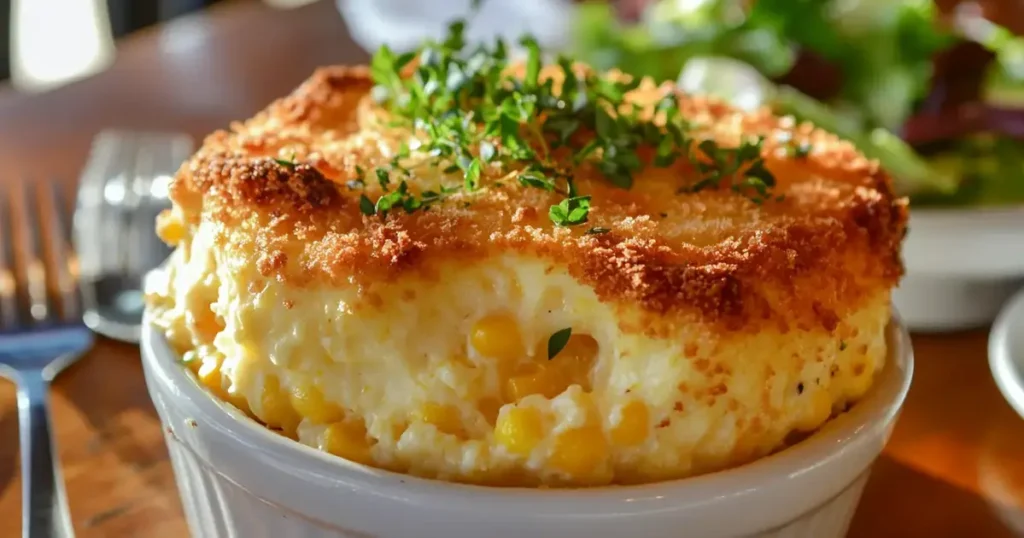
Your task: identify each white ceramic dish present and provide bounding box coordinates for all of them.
[141,310,913,538]
[989,288,1024,420]
[895,206,1024,332]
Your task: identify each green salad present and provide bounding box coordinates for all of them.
[573,0,1024,206]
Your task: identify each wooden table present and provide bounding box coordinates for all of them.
[0,1,1022,536]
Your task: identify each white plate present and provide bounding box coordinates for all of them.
[336,0,573,53]
[989,288,1024,421]
[895,206,1024,332]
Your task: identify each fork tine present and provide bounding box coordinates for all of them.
[41,181,80,322]
[0,189,20,329]
[16,181,51,324]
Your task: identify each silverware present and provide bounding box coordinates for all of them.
[73,130,194,343]
[0,180,94,538]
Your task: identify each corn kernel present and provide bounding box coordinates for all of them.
[505,362,568,401]
[470,314,523,361]
[550,426,608,476]
[227,392,252,417]
[558,334,599,361]
[495,406,544,455]
[156,211,185,245]
[611,401,649,446]
[794,389,833,431]
[390,422,408,441]
[192,309,223,343]
[290,380,345,424]
[322,420,373,465]
[196,357,251,415]
[259,376,301,435]
[197,361,227,399]
[416,403,465,437]
[536,334,599,390]
[477,397,502,425]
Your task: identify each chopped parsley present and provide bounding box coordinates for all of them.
[547,328,573,360]
[273,153,298,169]
[358,194,376,216]
[786,141,813,159]
[549,196,590,226]
[681,138,777,204]
[366,20,777,225]
[839,340,848,351]
[585,226,610,235]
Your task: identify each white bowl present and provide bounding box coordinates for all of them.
[141,313,913,538]
[989,288,1024,420]
[896,206,1024,332]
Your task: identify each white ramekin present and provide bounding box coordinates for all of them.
[141,313,913,538]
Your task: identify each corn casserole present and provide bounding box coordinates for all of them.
[145,26,907,487]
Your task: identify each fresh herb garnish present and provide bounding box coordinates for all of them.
[347,166,367,190]
[549,196,591,226]
[586,226,610,235]
[273,153,298,169]
[365,20,777,224]
[359,194,376,216]
[547,328,573,360]
[839,340,848,351]
[682,138,777,204]
[786,141,812,159]
[375,167,391,189]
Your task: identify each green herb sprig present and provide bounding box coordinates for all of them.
[273,152,298,169]
[547,328,573,360]
[365,20,777,225]
[675,138,780,204]
[785,140,812,159]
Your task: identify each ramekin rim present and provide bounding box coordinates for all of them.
[989,288,1024,420]
[141,308,913,513]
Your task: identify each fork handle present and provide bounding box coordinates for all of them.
[17,370,74,538]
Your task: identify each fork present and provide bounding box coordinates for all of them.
[73,130,194,343]
[0,180,94,538]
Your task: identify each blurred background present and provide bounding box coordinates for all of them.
[0,1,1021,219]
[0,0,320,90]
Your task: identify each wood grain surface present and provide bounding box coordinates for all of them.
[0,1,1022,536]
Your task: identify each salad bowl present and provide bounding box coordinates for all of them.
[572,0,1024,331]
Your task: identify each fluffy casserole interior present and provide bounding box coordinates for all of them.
[146,64,907,487]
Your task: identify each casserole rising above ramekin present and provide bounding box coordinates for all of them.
[141,313,912,538]
[142,20,914,536]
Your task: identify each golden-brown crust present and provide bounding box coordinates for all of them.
[164,65,907,334]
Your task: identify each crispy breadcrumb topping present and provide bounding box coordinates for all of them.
[161,63,907,334]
